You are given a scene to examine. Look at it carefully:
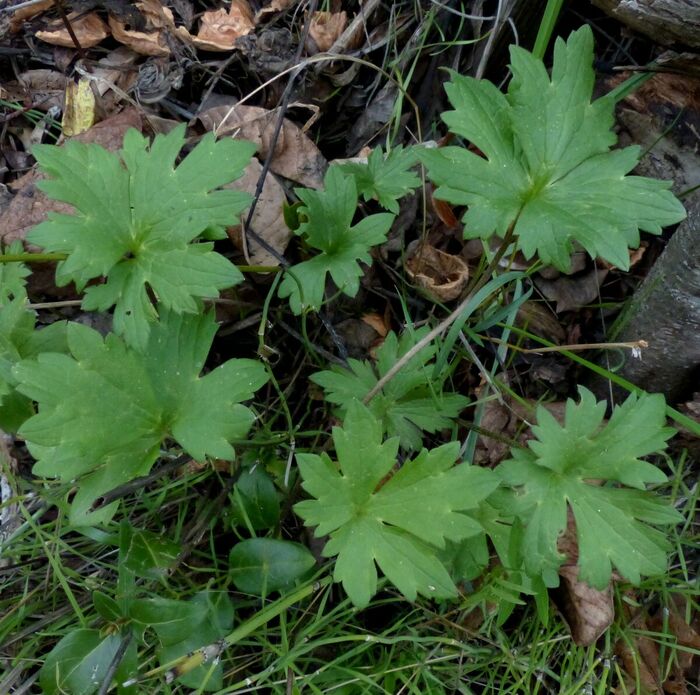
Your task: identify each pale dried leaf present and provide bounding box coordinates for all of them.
[225,158,290,266]
[405,241,469,302]
[307,11,347,52]
[61,78,96,137]
[36,12,110,49]
[196,103,326,188]
[193,0,255,51]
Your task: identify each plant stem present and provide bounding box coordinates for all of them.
[363,222,518,404]
[0,252,67,262]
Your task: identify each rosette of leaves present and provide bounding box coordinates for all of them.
[494,387,682,589]
[311,327,469,450]
[29,124,256,349]
[279,166,394,314]
[418,25,686,271]
[14,310,268,524]
[294,401,498,607]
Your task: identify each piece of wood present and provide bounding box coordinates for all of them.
[591,0,700,49]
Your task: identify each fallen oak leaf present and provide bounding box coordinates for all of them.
[36,12,110,48]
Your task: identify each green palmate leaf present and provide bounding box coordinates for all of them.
[418,25,686,271]
[229,538,315,595]
[0,240,31,303]
[495,387,681,589]
[311,328,469,450]
[294,401,498,607]
[0,271,68,432]
[337,146,421,214]
[29,124,255,349]
[14,309,268,524]
[278,166,394,314]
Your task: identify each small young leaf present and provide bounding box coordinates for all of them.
[229,466,280,531]
[294,401,498,607]
[29,125,256,348]
[92,591,123,622]
[311,328,469,450]
[39,629,121,695]
[14,309,268,524]
[278,166,394,313]
[337,146,420,213]
[495,387,681,588]
[229,538,315,594]
[418,26,686,271]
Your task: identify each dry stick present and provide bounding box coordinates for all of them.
[363,223,518,405]
[53,0,86,61]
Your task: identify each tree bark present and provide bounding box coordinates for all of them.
[601,196,700,403]
[591,0,700,49]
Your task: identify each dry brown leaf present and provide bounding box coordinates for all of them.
[361,313,389,338]
[473,395,566,467]
[431,194,460,228]
[553,512,614,646]
[405,241,469,302]
[36,12,110,48]
[307,11,347,52]
[255,0,298,20]
[557,564,614,646]
[193,0,255,51]
[107,0,186,56]
[9,0,54,32]
[515,300,567,343]
[196,103,326,188]
[1,70,67,112]
[0,109,142,247]
[535,268,609,313]
[225,158,289,266]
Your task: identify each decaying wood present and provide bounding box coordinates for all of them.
[591,0,700,49]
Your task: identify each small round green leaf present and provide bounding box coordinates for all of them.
[229,538,315,595]
[229,466,280,531]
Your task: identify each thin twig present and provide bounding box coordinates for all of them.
[97,632,133,695]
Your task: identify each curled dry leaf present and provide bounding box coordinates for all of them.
[193,0,256,51]
[196,104,326,188]
[405,241,469,302]
[225,158,290,266]
[36,12,110,48]
[0,109,142,247]
[307,11,347,53]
